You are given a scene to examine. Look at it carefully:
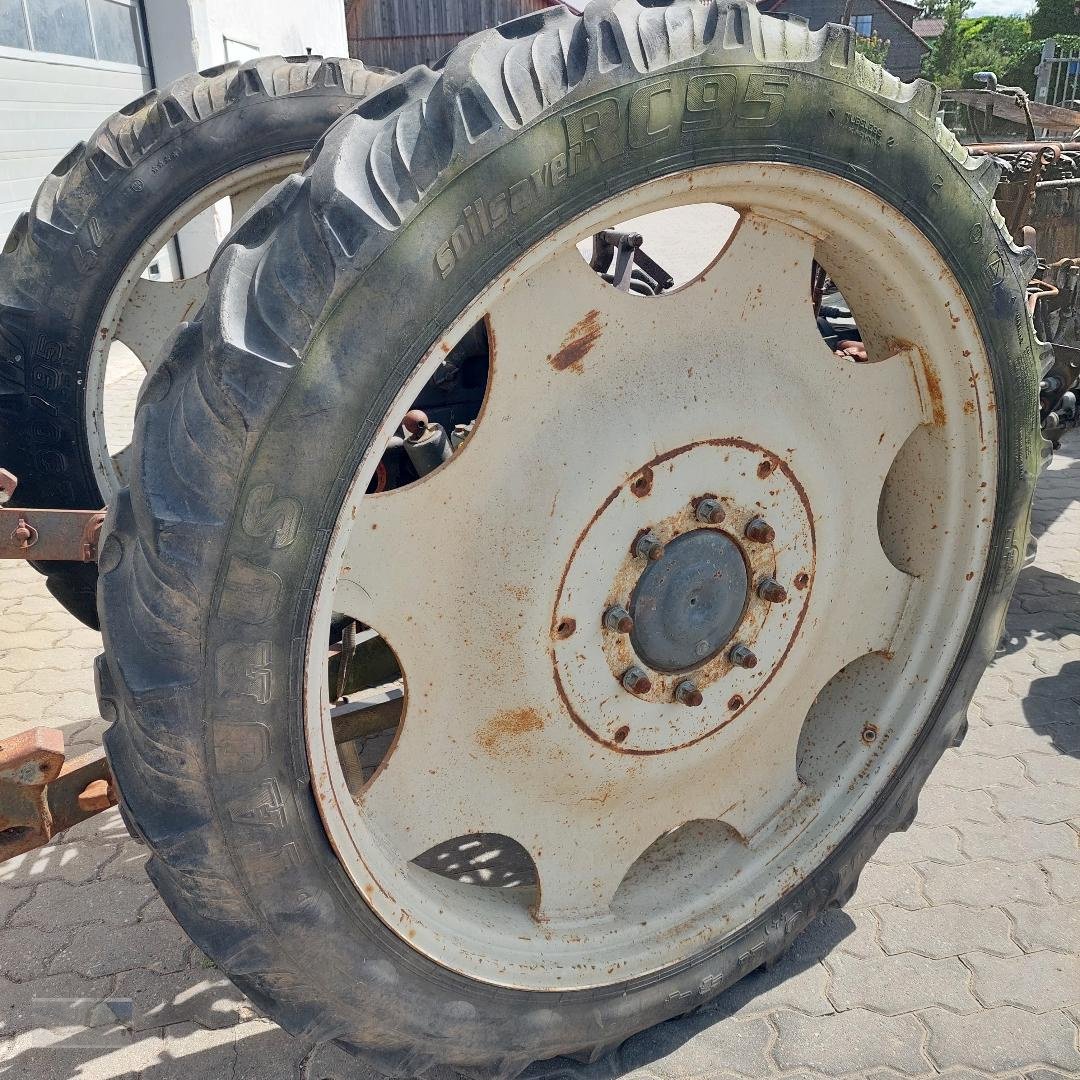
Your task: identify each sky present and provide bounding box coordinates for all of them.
[966,0,1035,14]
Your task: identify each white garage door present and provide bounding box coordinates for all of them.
[0,0,151,243]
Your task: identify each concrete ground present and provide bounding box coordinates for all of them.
[0,427,1078,1079]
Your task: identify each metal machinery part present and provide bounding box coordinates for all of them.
[0,471,103,563]
[966,141,1080,443]
[305,164,999,990]
[0,728,116,863]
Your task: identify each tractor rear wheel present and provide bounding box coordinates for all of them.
[97,2,1044,1074]
[0,55,392,627]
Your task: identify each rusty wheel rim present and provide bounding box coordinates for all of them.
[305,164,998,990]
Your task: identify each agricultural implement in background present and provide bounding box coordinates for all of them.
[942,80,1080,445]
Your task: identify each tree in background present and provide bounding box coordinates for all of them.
[1030,0,1080,41]
[924,0,975,85]
[920,0,1080,94]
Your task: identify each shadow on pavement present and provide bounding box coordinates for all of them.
[522,907,858,1080]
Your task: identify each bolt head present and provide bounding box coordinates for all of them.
[729,644,758,669]
[757,577,788,603]
[675,680,703,707]
[695,498,726,526]
[604,605,634,634]
[621,666,653,695]
[633,532,665,561]
[745,518,775,544]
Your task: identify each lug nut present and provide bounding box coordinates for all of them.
[675,680,704,707]
[695,498,726,525]
[757,577,788,603]
[633,531,665,561]
[744,517,775,544]
[729,644,758,669]
[621,666,653,695]
[604,605,634,633]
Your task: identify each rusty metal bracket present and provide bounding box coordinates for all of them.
[0,728,117,863]
[0,471,104,562]
[0,506,105,561]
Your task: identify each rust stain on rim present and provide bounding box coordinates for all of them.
[477,707,545,753]
[548,309,603,373]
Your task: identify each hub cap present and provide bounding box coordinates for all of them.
[630,527,748,672]
[306,164,998,990]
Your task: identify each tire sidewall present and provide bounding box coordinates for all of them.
[134,63,1038,1059]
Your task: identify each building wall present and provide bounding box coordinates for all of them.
[347,0,552,72]
[141,0,348,271]
[145,0,348,85]
[772,0,927,80]
[0,1,151,244]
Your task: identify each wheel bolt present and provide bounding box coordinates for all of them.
[745,518,775,544]
[633,531,665,561]
[621,666,653,695]
[757,577,788,603]
[729,644,758,669]
[695,498,726,526]
[604,605,634,634]
[675,680,703,707]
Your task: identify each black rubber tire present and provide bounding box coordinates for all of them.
[96,3,1046,1075]
[0,55,392,629]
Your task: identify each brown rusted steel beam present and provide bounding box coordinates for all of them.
[944,91,1080,133]
[0,506,105,561]
[967,141,1080,155]
[0,728,117,864]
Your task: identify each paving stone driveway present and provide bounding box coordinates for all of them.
[0,434,1078,1080]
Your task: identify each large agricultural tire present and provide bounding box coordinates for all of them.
[96,2,1045,1076]
[0,55,392,629]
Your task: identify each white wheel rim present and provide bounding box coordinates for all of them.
[85,155,306,500]
[305,163,999,991]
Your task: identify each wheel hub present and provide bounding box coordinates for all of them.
[552,438,816,754]
[629,528,749,673]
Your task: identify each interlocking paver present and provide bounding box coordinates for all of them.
[712,952,834,1019]
[871,824,965,866]
[912,786,1000,828]
[1004,901,1080,953]
[926,752,1028,790]
[920,1005,1080,1073]
[920,859,1058,908]
[847,862,927,910]
[961,722,1077,759]
[1023,752,1080,785]
[0,841,118,888]
[110,966,251,1032]
[770,1009,928,1075]
[0,969,114,1037]
[9,877,151,929]
[989,781,1080,825]
[964,951,1080,1012]
[0,925,75,982]
[876,903,1019,958]
[1042,856,1080,902]
[618,1012,775,1078]
[952,820,1078,863]
[825,951,980,1015]
[49,918,192,980]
